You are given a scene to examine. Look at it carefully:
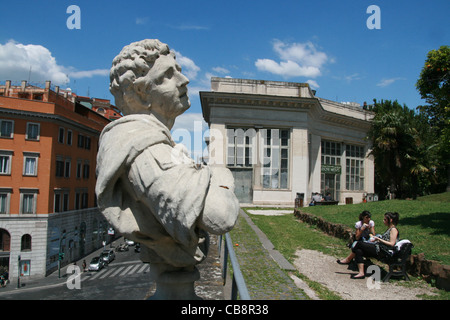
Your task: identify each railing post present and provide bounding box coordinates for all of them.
[221,238,228,285]
[220,233,251,300]
[231,276,238,300]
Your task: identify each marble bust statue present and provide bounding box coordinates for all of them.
[95,39,240,299]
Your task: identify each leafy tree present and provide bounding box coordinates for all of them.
[416,45,450,126]
[367,99,438,199]
[416,45,450,190]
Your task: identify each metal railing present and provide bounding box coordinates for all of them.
[219,233,251,300]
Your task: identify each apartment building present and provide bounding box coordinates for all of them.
[0,80,118,278]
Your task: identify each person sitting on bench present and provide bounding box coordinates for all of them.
[337,210,375,265]
[350,212,400,279]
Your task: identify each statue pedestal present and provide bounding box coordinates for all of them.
[147,263,201,300]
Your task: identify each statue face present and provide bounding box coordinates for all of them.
[146,54,190,121]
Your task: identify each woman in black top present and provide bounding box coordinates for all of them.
[350,212,399,279]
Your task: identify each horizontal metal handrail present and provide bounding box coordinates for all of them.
[219,233,251,300]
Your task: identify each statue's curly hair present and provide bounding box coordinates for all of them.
[109,39,175,114]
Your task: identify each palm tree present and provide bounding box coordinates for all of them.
[368,99,433,199]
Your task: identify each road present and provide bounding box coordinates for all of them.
[0,242,154,300]
[0,235,225,300]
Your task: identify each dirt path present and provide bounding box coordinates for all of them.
[292,249,438,300]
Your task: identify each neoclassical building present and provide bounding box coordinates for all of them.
[200,77,375,206]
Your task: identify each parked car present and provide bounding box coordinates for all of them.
[115,243,129,252]
[100,249,115,264]
[125,238,135,246]
[88,257,105,271]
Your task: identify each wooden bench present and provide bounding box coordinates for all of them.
[378,241,414,282]
[314,200,339,206]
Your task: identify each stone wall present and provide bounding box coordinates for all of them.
[46,208,111,275]
[293,209,450,291]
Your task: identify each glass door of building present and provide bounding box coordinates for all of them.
[322,173,340,201]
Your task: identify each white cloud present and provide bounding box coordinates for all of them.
[68,69,109,79]
[0,40,69,84]
[306,79,319,89]
[0,40,108,85]
[172,112,207,133]
[212,66,230,74]
[255,59,321,78]
[186,85,207,98]
[171,112,208,160]
[344,73,362,82]
[169,24,209,31]
[255,40,330,79]
[173,50,200,80]
[376,77,406,87]
[273,40,328,68]
[135,17,149,25]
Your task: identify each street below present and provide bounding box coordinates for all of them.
[0,240,153,300]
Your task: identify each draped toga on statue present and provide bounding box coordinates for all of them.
[96,114,234,267]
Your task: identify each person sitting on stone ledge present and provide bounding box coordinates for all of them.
[312,192,323,204]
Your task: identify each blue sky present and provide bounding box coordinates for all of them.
[1,0,448,156]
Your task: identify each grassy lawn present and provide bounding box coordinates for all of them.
[297,191,450,265]
[238,192,450,299]
[236,212,349,300]
[243,210,350,262]
[228,214,309,299]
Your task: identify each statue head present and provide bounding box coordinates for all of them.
[110,39,190,129]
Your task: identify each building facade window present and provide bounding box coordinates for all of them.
[77,134,85,148]
[63,192,70,211]
[33,93,43,100]
[85,136,91,150]
[77,134,91,150]
[64,158,71,178]
[23,152,39,176]
[54,192,61,213]
[83,162,90,179]
[20,189,38,214]
[227,128,255,167]
[0,119,14,138]
[76,160,82,178]
[226,127,290,190]
[0,188,12,214]
[0,194,8,214]
[321,140,342,201]
[58,127,65,144]
[54,189,70,212]
[0,228,11,251]
[75,188,89,210]
[0,150,13,175]
[55,156,64,177]
[81,191,89,209]
[261,129,290,189]
[75,190,81,210]
[26,122,40,141]
[67,130,73,146]
[21,234,32,251]
[346,144,365,191]
[23,194,35,213]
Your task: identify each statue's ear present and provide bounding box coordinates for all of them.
[115,82,152,115]
[134,76,149,98]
